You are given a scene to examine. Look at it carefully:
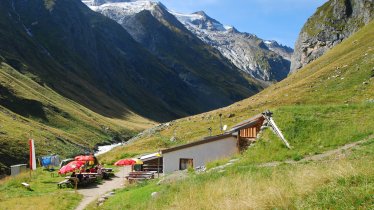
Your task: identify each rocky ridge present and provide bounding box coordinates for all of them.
[171,10,293,81]
[290,0,374,73]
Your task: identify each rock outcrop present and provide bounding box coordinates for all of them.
[290,0,374,73]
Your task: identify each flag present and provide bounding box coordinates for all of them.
[29,139,36,170]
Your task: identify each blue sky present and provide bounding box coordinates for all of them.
[161,0,327,47]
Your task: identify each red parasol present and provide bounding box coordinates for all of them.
[58,160,85,174]
[114,159,136,166]
[75,155,95,161]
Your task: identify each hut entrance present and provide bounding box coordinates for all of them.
[179,159,193,170]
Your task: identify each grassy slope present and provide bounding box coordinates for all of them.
[94,21,374,209]
[0,169,82,210]
[0,62,154,174]
[97,139,374,210]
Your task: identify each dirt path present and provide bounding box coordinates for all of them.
[75,166,131,210]
[259,135,374,167]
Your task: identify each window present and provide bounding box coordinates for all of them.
[179,158,193,170]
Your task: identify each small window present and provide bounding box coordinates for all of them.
[179,158,193,170]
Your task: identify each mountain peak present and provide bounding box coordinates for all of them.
[170,10,230,32]
[193,11,207,17]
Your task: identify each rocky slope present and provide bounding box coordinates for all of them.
[171,10,293,81]
[290,0,374,73]
[84,0,293,82]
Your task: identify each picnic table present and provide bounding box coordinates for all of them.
[81,172,101,177]
[58,173,101,188]
[126,171,154,183]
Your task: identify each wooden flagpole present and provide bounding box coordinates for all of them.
[29,131,33,179]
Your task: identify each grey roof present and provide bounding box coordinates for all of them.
[161,133,233,154]
[227,114,264,133]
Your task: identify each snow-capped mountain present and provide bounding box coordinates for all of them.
[83,0,174,44]
[82,0,264,103]
[83,0,293,81]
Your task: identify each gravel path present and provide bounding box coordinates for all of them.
[259,135,374,167]
[75,166,131,210]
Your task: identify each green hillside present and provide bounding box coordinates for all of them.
[101,19,374,163]
[94,20,374,209]
[0,62,153,175]
[0,0,262,123]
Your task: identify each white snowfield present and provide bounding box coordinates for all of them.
[169,11,233,32]
[86,0,157,15]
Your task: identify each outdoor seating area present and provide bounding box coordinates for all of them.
[115,157,160,183]
[57,155,113,189]
[57,155,160,189]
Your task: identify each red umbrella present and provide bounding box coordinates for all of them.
[114,159,136,166]
[115,159,137,179]
[58,161,85,174]
[75,155,95,161]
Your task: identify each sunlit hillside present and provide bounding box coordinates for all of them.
[94,20,374,210]
[100,20,374,164]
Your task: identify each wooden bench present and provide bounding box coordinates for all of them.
[100,169,114,179]
[58,173,101,189]
[102,168,113,172]
[57,180,73,188]
[128,171,154,176]
[126,171,154,183]
[80,172,100,177]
